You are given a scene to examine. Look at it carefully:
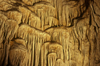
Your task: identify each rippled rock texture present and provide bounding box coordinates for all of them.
[0,0,100,66]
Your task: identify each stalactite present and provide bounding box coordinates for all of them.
[6,11,22,24]
[0,0,100,66]
[14,24,51,66]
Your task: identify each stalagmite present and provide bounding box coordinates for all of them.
[15,24,51,66]
[0,0,100,66]
[49,43,63,60]
[56,59,65,66]
[45,27,71,63]
[9,40,28,66]
[41,42,50,66]
[41,42,63,66]
[48,53,56,66]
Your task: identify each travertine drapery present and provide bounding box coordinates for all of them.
[0,0,100,66]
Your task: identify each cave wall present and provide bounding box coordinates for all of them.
[0,0,100,66]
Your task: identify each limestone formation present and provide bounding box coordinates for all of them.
[9,40,28,66]
[48,53,56,66]
[0,0,100,66]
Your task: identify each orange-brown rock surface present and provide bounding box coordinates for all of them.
[0,0,100,66]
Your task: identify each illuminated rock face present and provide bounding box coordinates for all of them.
[0,0,100,66]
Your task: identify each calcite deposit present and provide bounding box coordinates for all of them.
[0,0,100,66]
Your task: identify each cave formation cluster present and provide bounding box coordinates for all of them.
[0,0,100,66]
